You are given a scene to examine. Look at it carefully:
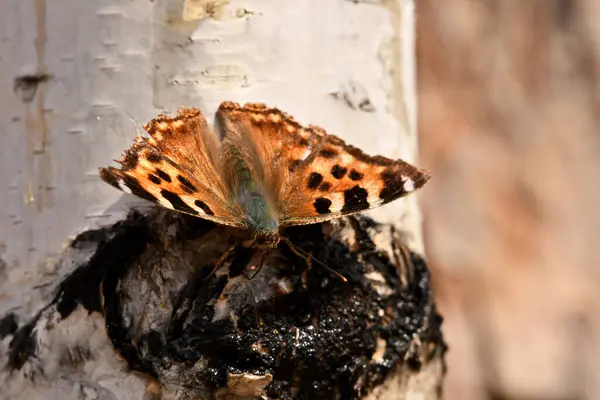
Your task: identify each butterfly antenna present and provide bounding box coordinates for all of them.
[201,242,238,282]
[280,237,348,283]
[242,257,264,327]
[247,250,268,280]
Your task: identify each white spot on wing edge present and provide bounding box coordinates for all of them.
[403,176,415,192]
[367,193,382,206]
[365,180,385,208]
[156,195,173,209]
[117,179,132,194]
[340,153,353,165]
[327,192,345,213]
[141,184,171,208]
[300,148,311,161]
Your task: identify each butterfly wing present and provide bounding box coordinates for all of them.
[279,134,431,226]
[99,107,246,229]
[214,102,430,228]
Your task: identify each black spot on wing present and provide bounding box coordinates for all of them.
[307,172,324,190]
[318,182,332,191]
[349,169,363,181]
[146,153,162,164]
[148,174,161,185]
[122,175,158,203]
[194,200,214,215]
[298,137,310,147]
[319,148,338,158]
[379,169,407,203]
[313,197,332,215]
[177,175,198,194]
[341,185,369,213]
[331,165,347,179]
[160,190,198,215]
[155,169,171,182]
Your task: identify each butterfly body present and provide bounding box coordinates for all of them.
[100,101,430,252]
[224,144,281,248]
[234,184,281,249]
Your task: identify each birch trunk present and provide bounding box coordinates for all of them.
[0,1,442,399]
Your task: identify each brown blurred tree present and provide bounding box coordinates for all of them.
[418,1,600,399]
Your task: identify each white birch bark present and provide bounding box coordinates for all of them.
[0,0,433,398]
[1,0,423,317]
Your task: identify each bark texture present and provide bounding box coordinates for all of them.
[0,0,440,398]
[1,211,444,399]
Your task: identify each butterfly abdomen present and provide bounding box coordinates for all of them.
[224,143,280,236]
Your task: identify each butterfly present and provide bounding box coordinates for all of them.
[99,102,430,260]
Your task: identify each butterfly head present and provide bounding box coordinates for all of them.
[250,231,281,249]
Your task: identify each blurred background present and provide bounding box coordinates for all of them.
[3,0,599,398]
[417,1,600,399]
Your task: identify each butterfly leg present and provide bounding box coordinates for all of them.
[281,239,312,288]
[240,251,269,328]
[201,240,239,281]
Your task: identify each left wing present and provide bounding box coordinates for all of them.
[99,107,247,228]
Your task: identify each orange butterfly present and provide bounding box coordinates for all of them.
[100,102,429,273]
